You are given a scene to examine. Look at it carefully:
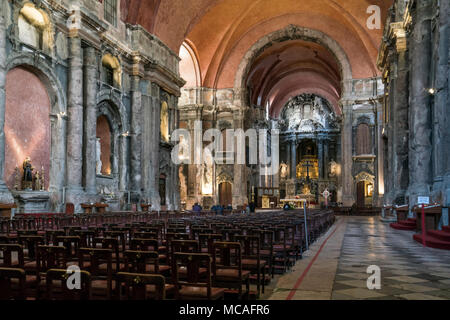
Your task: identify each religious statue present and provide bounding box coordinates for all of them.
[179,166,187,201]
[160,102,169,142]
[40,166,45,190]
[323,188,331,207]
[280,162,288,179]
[23,157,34,190]
[329,159,338,178]
[14,166,21,190]
[34,171,41,191]
[202,151,214,195]
[96,138,102,175]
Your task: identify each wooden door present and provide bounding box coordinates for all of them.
[219,182,232,207]
[357,181,365,208]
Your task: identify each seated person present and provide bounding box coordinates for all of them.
[192,203,203,213]
[249,202,256,213]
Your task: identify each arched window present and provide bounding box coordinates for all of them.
[179,41,201,88]
[102,54,121,88]
[356,123,372,155]
[96,115,112,176]
[160,101,169,142]
[18,3,53,53]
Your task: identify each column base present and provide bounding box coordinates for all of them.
[0,181,14,204]
[342,194,354,207]
[232,195,248,209]
[150,191,161,211]
[65,187,87,214]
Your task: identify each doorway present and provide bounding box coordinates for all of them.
[357,180,373,208]
[219,182,232,207]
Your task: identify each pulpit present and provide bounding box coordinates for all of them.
[95,203,109,214]
[0,203,17,218]
[80,203,95,214]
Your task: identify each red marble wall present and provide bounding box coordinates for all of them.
[4,67,51,190]
[96,115,112,176]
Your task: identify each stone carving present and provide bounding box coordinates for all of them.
[35,171,41,191]
[280,162,288,179]
[160,101,169,142]
[23,157,34,190]
[202,151,214,195]
[329,160,339,178]
[40,166,45,190]
[280,94,338,132]
[179,166,187,201]
[96,138,102,175]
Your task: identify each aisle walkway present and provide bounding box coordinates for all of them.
[266,217,450,300]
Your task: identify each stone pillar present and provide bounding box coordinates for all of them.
[341,103,354,206]
[286,142,291,178]
[83,46,98,195]
[66,25,85,206]
[323,140,329,179]
[318,139,324,179]
[0,8,13,203]
[290,140,297,179]
[232,109,247,208]
[408,0,433,206]
[130,69,142,202]
[149,84,161,210]
[392,33,409,204]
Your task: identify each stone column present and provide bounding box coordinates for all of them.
[66,25,85,206]
[0,8,13,203]
[149,84,161,210]
[286,142,291,178]
[318,139,324,179]
[323,140,329,179]
[408,0,433,206]
[83,46,98,195]
[232,109,247,208]
[130,66,142,202]
[392,31,409,204]
[341,103,354,206]
[290,139,297,180]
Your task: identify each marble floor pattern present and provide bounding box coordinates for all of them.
[266,216,450,300]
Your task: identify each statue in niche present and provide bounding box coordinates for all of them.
[202,151,214,195]
[34,171,41,191]
[40,166,45,191]
[160,102,170,142]
[96,138,102,175]
[22,157,34,190]
[14,167,21,190]
[179,166,187,201]
[280,162,288,179]
[329,159,338,178]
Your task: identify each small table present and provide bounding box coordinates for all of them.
[414,205,442,232]
[80,203,95,214]
[0,204,17,218]
[95,203,109,214]
[395,205,409,222]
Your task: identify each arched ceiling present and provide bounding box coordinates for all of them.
[122,0,392,116]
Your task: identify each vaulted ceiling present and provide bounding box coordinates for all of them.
[121,0,392,116]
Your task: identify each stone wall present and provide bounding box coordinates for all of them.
[0,0,184,212]
[379,0,450,211]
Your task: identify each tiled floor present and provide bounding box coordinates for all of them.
[266,216,450,300]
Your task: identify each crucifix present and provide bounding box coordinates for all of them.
[302,160,314,181]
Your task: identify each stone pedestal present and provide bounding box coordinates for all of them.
[12,191,50,213]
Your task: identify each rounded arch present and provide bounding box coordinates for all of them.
[96,90,129,133]
[179,39,202,88]
[5,53,67,203]
[6,53,67,114]
[234,25,352,106]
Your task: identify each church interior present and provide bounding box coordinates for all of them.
[0,0,450,302]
